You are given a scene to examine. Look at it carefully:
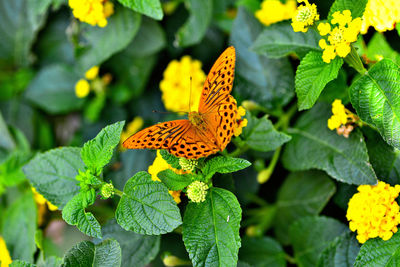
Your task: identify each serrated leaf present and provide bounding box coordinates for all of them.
[117,0,163,20]
[176,0,213,47]
[318,233,360,267]
[160,150,181,169]
[116,171,182,235]
[157,169,193,191]
[350,59,400,150]
[241,114,291,152]
[183,187,242,267]
[295,51,343,110]
[282,103,377,185]
[354,231,400,266]
[10,261,35,267]
[81,121,125,174]
[100,220,160,267]
[3,191,37,262]
[24,64,84,114]
[239,237,286,267]
[62,192,102,238]
[23,147,82,208]
[328,0,368,20]
[289,216,348,267]
[77,6,141,72]
[62,239,121,267]
[251,22,321,58]
[202,156,251,180]
[274,171,336,245]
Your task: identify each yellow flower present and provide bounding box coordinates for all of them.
[160,56,206,113]
[75,79,90,98]
[32,187,58,226]
[148,150,188,204]
[68,0,114,27]
[318,10,362,63]
[179,158,198,172]
[85,66,99,80]
[120,117,144,151]
[255,0,297,26]
[233,106,248,137]
[291,0,319,32]
[347,181,400,243]
[187,181,209,203]
[361,0,400,33]
[0,236,12,267]
[327,99,349,129]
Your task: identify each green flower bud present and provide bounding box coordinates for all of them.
[100,183,114,199]
[162,253,191,267]
[178,158,198,172]
[187,181,209,203]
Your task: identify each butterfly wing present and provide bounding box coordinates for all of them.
[123,120,219,159]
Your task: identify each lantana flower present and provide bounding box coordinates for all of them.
[291,0,319,32]
[361,0,400,34]
[69,0,114,27]
[0,236,12,267]
[327,99,358,138]
[255,0,297,26]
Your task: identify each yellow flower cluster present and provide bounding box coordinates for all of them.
[75,66,99,98]
[291,0,319,32]
[327,99,348,130]
[347,181,400,243]
[318,10,362,63]
[0,236,12,267]
[120,117,144,151]
[255,0,297,26]
[187,181,209,203]
[160,56,206,113]
[68,0,114,27]
[148,151,187,204]
[234,106,248,137]
[361,0,400,33]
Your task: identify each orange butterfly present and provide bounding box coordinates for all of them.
[123,46,238,159]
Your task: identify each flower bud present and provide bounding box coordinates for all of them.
[187,181,209,203]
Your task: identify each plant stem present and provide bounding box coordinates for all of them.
[345,44,367,75]
[114,188,124,197]
[258,146,281,184]
[285,253,296,264]
[275,103,297,131]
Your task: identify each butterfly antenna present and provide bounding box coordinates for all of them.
[189,76,192,112]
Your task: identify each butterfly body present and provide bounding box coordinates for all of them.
[123,46,237,159]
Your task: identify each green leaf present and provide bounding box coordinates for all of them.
[366,33,400,65]
[282,103,377,185]
[251,22,321,58]
[10,261,35,267]
[202,156,251,180]
[350,59,400,150]
[183,187,242,267]
[117,0,163,20]
[230,8,294,110]
[77,6,141,72]
[354,231,400,266]
[328,0,368,20]
[62,239,121,267]
[318,233,360,267]
[81,121,125,174]
[116,171,182,235]
[0,151,31,187]
[239,237,286,267]
[176,0,213,47]
[289,216,348,267]
[0,112,15,151]
[160,150,181,169]
[23,147,83,208]
[274,171,336,245]
[24,64,84,114]
[158,169,193,191]
[62,191,102,238]
[295,51,343,110]
[241,114,291,152]
[100,220,160,267]
[3,191,37,262]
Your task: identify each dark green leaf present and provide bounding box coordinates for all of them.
[202,156,251,180]
[251,22,321,58]
[328,0,368,20]
[241,114,291,152]
[81,121,125,174]
[239,237,286,267]
[176,0,213,47]
[0,112,15,151]
[183,187,241,267]
[160,150,181,169]
[0,151,31,187]
[158,169,193,191]
[295,51,343,110]
[274,171,336,245]
[366,33,400,65]
[116,171,182,235]
[62,239,121,267]
[24,64,84,114]
[350,59,400,150]
[318,233,360,267]
[10,261,35,267]
[282,103,377,185]
[117,0,163,20]
[23,147,83,208]
[289,216,348,267]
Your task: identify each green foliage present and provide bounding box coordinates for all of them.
[202,156,251,180]
[10,261,35,267]
[117,0,163,20]
[328,0,368,20]
[183,187,241,267]
[160,149,181,169]
[366,33,400,65]
[239,237,286,267]
[157,169,193,190]
[318,233,360,267]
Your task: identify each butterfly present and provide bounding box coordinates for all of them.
[123,46,238,159]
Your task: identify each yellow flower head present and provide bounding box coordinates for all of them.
[318,10,362,63]
[347,181,400,243]
[0,236,12,267]
[255,0,297,26]
[233,106,248,137]
[120,117,144,151]
[291,0,319,32]
[327,99,349,129]
[75,79,90,98]
[361,0,400,34]
[85,66,99,80]
[68,0,114,27]
[187,181,209,203]
[160,56,206,113]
